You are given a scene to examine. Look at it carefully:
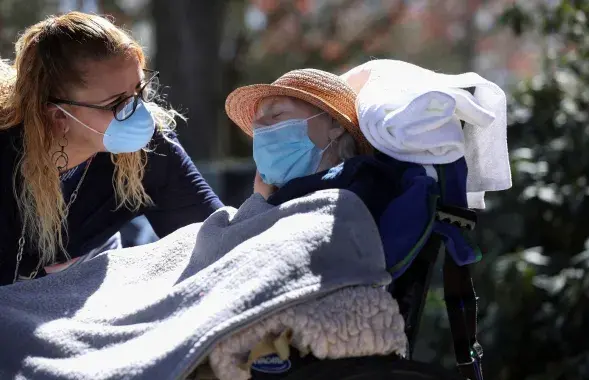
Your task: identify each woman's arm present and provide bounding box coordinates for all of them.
[143,131,224,237]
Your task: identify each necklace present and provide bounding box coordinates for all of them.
[12,155,95,284]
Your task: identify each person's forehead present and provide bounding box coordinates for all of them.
[70,56,142,102]
[257,96,295,111]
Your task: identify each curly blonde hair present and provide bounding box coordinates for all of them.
[0,12,180,266]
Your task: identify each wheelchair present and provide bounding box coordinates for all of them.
[191,87,485,380]
[248,90,484,380]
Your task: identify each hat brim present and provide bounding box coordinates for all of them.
[226,84,357,138]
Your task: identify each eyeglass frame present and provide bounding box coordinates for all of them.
[48,69,160,121]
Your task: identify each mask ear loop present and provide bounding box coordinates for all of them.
[312,138,336,175]
[52,104,111,137]
[305,111,327,122]
[312,117,339,174]
[321,138,335,154]
[304,111,336,154]
[322,115,345,154]
[305,111,332,152]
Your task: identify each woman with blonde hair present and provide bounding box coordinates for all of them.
[0,12,223,285]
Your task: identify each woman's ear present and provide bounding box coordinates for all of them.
[46,103,69,135]
[328,122,345,141]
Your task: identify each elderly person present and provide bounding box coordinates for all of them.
[225,69,376,201]
[225,67,447,278]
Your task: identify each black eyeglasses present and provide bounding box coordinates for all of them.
[48,69,160,121]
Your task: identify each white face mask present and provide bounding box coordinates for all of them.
[54,99,156,154]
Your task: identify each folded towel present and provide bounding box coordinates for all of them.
[357,89,467,164]
[206,286,407,380]
[342,59,511,208]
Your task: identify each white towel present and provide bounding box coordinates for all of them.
[342,59,512,208]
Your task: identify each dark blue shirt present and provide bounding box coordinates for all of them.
[0,126,223,285]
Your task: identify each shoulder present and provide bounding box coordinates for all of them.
[140,128,223,219]
[0,124,23,153]
[148,128,186,158]
[0,126,22,211]
[143,128,193,184]
[0,125,23,180]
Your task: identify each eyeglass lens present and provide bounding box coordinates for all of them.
[114,73,160,121]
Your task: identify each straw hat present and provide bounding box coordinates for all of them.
[225,68,372,154]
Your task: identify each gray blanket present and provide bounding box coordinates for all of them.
[0,189,390,380]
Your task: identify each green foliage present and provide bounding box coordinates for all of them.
[417,2,589,379]
[475,1,589,378]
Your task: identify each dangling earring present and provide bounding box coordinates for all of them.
[52,132,69,171]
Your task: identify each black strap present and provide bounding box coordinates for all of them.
[433,107,483,379]
[443,251,483,380]
[392,234,443,359]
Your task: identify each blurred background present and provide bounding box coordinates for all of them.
[2,0,588,379]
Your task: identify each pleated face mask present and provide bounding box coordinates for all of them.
[253,112,332,187]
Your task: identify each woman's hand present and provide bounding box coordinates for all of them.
[254,170,277,200]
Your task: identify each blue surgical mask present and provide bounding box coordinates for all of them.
[253,113,332,187]
[55,99,156,154]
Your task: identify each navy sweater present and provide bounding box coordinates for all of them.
[0,126,223,285]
